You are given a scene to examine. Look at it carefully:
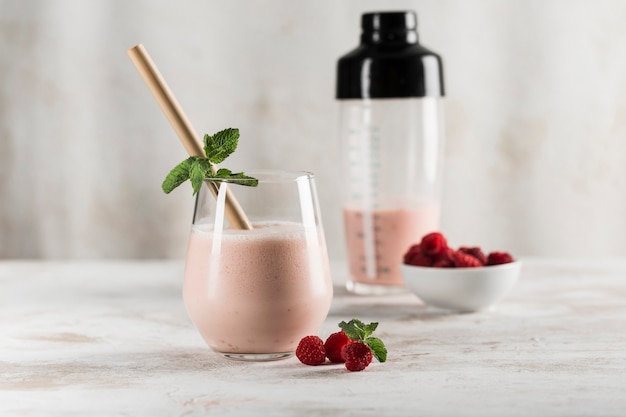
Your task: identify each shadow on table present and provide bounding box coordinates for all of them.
[328,284,460,322]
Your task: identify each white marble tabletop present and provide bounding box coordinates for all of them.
[1,259,625,416]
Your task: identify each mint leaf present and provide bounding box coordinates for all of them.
[213,168,233,178]
[189,157,211,195]
[339,319,379,341]
[226,173,259,187]
[339,319,386,357]
[162,157,194,194]
[365,337,387,363]
[339,320,364,341]
[204,128,239,164]
[361,322,378,338]
[208,169,259,187]
[338,318,387,369]
[162,127,257,195]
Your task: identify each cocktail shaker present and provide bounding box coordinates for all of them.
[336,11,446,294]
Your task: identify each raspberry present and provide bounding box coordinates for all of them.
[342,341,373,372]
[403,244,422,262]
[295,336,326,366]
[404,250,432,267]
[458,246,487,265]
[453,250,483,268]
[420,232,448,256]
[324,331,352,363]
[432,247,455,268]
[487,251,515,265]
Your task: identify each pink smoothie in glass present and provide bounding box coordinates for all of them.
[343,205,440,286]
[183,221,333,355]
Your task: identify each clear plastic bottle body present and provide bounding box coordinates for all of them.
[339,97,445,294]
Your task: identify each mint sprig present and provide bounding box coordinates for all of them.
[339,319,388,363]
[162,128,258,195]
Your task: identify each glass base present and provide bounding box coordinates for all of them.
[346,280,409,295]
[221,352,294,361]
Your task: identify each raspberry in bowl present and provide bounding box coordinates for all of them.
[400,232,521,313]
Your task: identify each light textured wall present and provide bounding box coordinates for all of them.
[1,0,625,260]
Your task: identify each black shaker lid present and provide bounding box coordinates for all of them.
[361,10,417,43]
[336,11,445,99]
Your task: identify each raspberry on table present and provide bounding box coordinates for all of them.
[296,335,326,366]
[420,232,448,256]
[324,331,352,363]
[342,341,373,372]
[458,246,487,265]
[453,250,483,268]
[487,251,515,265]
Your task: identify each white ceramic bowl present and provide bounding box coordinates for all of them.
[400,261,521,313]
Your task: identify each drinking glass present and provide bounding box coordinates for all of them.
[183,170,333,361]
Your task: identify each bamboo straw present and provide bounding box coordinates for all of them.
[127,43,252,230]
